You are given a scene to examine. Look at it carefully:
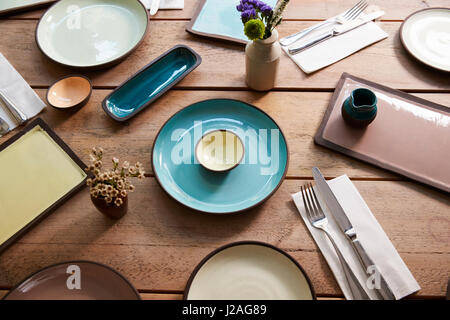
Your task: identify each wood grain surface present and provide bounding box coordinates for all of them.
[0,20,449,90]
[7,0,450,21]
[0,0,448,300]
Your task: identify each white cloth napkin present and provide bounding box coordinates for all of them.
[0,53,46,132]
[140,0,184,10]
[282,14,388,73]
[292,175,420,300]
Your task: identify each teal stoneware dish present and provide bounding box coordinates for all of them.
[152,99,289,214]
[342,88,378,127]
[103,45,201,121]
[187,0,277,44]
[36,0,148,69]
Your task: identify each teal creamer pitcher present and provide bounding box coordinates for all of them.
[341,88,378,127]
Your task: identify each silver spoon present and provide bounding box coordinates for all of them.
[0,116,10,137]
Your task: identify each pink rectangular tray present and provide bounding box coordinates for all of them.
[315,73,450,193]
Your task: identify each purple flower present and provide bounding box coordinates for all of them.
[260,4,272,15]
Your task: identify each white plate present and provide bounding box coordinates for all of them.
[185,242,315,300]
[400,8,450,72]
[36,0,148,69]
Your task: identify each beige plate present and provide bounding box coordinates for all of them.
[400,8,450,72]
[185,242,315,300]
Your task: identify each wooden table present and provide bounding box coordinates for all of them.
[0,0,449,300]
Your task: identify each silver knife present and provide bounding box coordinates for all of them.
[0,91,28,125]
[312,167,396,300]
[289,10,384,55]
[150,0,160,16]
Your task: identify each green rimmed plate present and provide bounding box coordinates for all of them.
[36,0,148,69]
[151,99,289,214]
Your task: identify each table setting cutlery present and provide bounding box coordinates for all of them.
[0,53,45,134]
[289,10,383,55]
[301,183,369,300]
[142,0,185,14]
[280,0,368,47]
[150,0,160,15]
[281,4,388,74]
[0,116,9,137]
[312,167,395,300]
[292,168,421,300]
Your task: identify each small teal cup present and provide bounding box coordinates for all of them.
[341,88,378,127]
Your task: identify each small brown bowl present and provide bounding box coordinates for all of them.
[47,75,92,110]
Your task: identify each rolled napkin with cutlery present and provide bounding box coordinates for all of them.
[0,53,45,134]
[281,11,388,73]
[140,0,184,11]
[292,174,420,300]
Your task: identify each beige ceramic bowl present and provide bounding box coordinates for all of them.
[47,75,92,110]
[195,130,245,172]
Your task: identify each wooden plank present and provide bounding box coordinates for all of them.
[0,178,448,297]
[1,90,448,179]
[0,20,449,91]
[0,290,6,299]
[141,293,183,300]
[5,0,449,21]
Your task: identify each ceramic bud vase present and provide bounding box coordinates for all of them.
[245,29,281,91]
[91,195,128,220]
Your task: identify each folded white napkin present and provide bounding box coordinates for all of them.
[292,175,420,300]
[0,53,46,132]
[282,14,388,73]
[140,0,184,10]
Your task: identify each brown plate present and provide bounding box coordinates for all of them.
[3,261,140,300]
[315,73,450,193]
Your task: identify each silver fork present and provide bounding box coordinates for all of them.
[280,0,368,47]
[301,183,369,300]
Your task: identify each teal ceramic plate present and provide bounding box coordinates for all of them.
[36,0,148,69]
[187,0,277,44]
[103,45,201,121]
[152,99,289,214]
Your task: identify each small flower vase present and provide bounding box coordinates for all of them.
[91,195,128,220]
[245,29,281,91]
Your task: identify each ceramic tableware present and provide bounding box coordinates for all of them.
[103,45,201,121]
[3,261,140,300]
[184,241,315,300]
[152,99,288,214]
[36,0,149,69]
[0,118,87,253]
[341,87,378,127]
[400,8,450,72]
[315,73,450,193]
[0,0,56,16]
[195,130,245,172]
[47,75,92,110]
[187,0,277,44]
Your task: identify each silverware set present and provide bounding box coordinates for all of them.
[0,90,28,137]
[281,0,369,54]
[299,167,395,300]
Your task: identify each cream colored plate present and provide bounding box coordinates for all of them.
[36,0,148,68]
[401,8,450,72]
[186,243,314,300]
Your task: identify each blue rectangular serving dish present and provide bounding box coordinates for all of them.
[102,45,202,121]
